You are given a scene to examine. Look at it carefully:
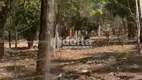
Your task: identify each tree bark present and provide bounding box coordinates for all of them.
[127,17,136,39]
[122,18,127,34]
[26,30,35,49]
[27,34,34,49]
[35,0,55,80]
[136,0,142,54]
[138,0,142,42]
[15,27,18,48]
[0,0,8,58]
[8,30,11,48]
[98,25,101,37]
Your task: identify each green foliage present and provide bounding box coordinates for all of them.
[57,0,108,31]
[58,0,94,18]
[92,9,103,15]
[6,0,40,39]
[0,1,5,7]
[105,0,135,18]
[4,0,135,40]
[18,0,40,38]
[91,0,108,15]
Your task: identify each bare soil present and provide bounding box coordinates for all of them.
[1,39,142,80]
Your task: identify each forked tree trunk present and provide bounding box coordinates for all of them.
[35,0,55,80]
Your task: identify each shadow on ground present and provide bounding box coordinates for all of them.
[1,42,142,80]
[51,48,142,80]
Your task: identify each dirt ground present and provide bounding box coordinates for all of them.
[1,39,142,80]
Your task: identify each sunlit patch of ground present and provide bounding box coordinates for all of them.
[54,44,135,60]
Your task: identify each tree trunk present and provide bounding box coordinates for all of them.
[69,28,73,39]
[8,30,11,48]
[122,18,127,34]
[127,17,136,39]
[98,25,101,37]
[26,30,35,49]
[35,0,55,80]
[15,27,18,48]
[27,35,34,49]
[136,0,142,54]
[96,16,101,37]
[0,0,8,58]
[112,28,116,35]
[138,0,142,42]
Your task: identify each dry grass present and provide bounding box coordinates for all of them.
[1,39,141,80]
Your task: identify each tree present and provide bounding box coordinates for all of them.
[35,0,55,80]
[136,0,141,54]
[5,0,40,49]
[55,0,106,39]
[106,0,136,39]
[20,0,40,48]
[56,0,95,39]
[0,0,9,58]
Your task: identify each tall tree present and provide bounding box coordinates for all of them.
[136,0,142,54]
[6,0,40,49]
[35,0,55,80]
[106,0,136,39]
[0,0,8,58]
